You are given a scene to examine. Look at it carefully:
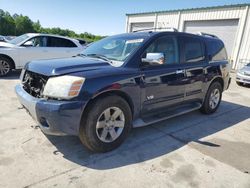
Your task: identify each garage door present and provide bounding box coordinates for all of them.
[130,22,154,32]
[184,19,239,58]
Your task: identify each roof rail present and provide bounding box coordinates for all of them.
[196,32,218,38]
[133,27,178,33]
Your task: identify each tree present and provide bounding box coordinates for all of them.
[0,9,104,42]
[14,15,35,35]
[0,9,15,35]
[33,20,41,32]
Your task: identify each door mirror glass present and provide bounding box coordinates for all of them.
[23,40,34,47]
[142,53,165,65]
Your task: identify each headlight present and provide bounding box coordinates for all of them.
[43,75,85,99]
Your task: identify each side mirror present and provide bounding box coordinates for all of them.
[23,41,34,47]
[141,53,165,65]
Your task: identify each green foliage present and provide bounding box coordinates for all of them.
[15,15,35,35]
[0,9,104,42]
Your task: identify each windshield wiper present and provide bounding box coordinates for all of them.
[84,53,113,64]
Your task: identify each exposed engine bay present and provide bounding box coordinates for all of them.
[22,71,48,98]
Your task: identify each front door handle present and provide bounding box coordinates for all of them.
[176,69,185,74]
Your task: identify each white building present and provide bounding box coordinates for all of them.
[126,4,250,69]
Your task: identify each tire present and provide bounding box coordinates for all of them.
[79,95,132,152]
[0,56,13,77]
[236,81,243,86]
[200,82,222,114]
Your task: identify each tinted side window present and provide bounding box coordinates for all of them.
[47,37,77,47]
[207,39,227,61]
[183,37,205,63]
[145,36,179,64]
[25,36,47,47]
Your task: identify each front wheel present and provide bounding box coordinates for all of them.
[79,95,132,152]
[0,57,13,77]
[200,82,222,114]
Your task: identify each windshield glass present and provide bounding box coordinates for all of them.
[9,34,30,45]
[82,35,146,66]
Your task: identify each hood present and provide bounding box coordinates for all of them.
[25,56,111,76]
[0,42,16,48]
[240,65,250,74]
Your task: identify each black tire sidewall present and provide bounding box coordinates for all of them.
[236,81,243,86]
[201,82,222,114]
[80,95,132,152]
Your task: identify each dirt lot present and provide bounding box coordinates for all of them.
[0,72,250,188]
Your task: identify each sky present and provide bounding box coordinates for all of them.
[1,0,250,36]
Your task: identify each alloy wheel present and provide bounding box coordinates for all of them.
[209,88,220,109]
[0,60,10,76]
[96,107,125,143]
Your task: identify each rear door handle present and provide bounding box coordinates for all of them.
[176,69,185,74]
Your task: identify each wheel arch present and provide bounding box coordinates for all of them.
[209,76,224,90]
[0,54,16,69]
[80,90,134,129]
[202,76,224,105]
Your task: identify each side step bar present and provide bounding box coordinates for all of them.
[132,102,202,128]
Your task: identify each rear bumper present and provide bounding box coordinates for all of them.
[236,73,250,84]
[15,84,86,136]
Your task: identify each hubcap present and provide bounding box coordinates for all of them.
[0,60,10,76]
[96,107,125,143]
[209,88,220,109]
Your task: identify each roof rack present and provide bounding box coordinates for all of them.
[133,27,178,33]
[196,32,218,38]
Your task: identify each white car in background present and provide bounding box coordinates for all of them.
[0,35,9,42]
[0,33,85,76]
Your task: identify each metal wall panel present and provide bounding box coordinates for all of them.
[130,22,154,32]
[237,8,250,68]
[156,12,179,29]
[126,5,249,69]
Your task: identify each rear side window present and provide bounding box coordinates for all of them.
[46,37,77,47]
[183,37,205,63]
[206,39,227,61]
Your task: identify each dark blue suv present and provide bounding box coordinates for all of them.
[15,31,231,152]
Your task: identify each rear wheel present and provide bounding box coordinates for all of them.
[200,82,222,114]
[0,57,13,77]
[79,95,132,152]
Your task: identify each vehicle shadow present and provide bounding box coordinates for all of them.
[45,100,250,170]
[0,70,21,80]
[239,84,250,88]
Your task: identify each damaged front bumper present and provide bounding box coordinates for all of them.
[15,84,85,136]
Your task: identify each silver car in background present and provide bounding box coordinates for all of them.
[236,63,250,86]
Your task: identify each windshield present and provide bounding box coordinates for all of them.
[82,35,146,66]
[9,34,30,45]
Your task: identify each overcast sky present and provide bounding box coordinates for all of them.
[1,0,249,35]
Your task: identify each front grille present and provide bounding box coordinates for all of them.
[22,70,48,98]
